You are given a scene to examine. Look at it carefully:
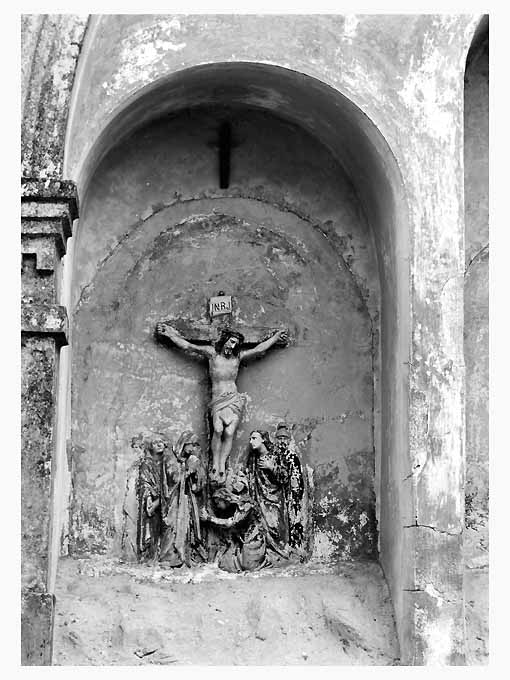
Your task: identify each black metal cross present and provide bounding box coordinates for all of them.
[218,121,231,189]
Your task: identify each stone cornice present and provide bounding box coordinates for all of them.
[21,303,69,345]
[21,178,79,223]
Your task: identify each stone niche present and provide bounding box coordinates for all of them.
[68,106,380,565]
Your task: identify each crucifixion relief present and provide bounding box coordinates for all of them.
[155,316,288,485]
[139,292,313,571]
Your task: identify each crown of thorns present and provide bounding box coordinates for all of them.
[215,329,245,351]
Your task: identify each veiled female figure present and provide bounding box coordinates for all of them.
[247,430,290,559]
[159,431,207,567]
[137,434,167,561]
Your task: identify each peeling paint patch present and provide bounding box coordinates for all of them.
[343,15,360,39]
[313,530,339,561]
[101,19,190,97]
[424,583,444,608]
[416,606,454,665]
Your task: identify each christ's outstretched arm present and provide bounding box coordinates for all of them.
[240,329,289,362]
[156,323,214,358]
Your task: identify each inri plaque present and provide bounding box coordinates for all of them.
[209,294,232,318]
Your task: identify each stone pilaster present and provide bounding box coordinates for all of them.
[21,178,77,665]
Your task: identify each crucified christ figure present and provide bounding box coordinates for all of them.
[155,324,289,485]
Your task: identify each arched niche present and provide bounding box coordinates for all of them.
[63,61,411,653]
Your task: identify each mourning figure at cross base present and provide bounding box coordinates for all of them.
[201,468,290,572]
[274,422,306,551]
[120,433,149,561]
[133,425,309,570]
[155,322,289,485]
[247,429,291,555]
[159,430,208,567]
[200,469,264,572]
[137,433,167,561]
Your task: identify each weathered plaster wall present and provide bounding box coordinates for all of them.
[70,109,379,561]
[463,18,489,665]
[20,18,87,660]
[21,14,88,179]
[63,14,471,192]
[21,338,59,592]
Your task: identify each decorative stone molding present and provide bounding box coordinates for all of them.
[21,179,78,254]
[21,178,78,344]
[21,177,79,665]
[21,304,68,342]
[21,178,79,216]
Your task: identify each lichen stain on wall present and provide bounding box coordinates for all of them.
[21,338,59,589]
[21,14,88,179]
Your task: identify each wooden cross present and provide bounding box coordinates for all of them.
[207,121,241,190]
[218,121,231,189]
[155,319,288,348]
[155,294,289,349]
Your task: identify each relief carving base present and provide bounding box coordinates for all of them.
[122,423,311,573]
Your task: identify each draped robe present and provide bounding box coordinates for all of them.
[159,452,206,566]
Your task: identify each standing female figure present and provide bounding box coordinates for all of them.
[247,430,290,555]
[159,431,207,566]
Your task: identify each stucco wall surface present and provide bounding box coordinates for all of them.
[65,14,473,188]
[463,23,489,665]
[70,110,378,562]
[21,14,88,179]
[464,28,489,541]
[22,338,58,591]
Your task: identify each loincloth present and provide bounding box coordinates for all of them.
[209,391,245,419]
